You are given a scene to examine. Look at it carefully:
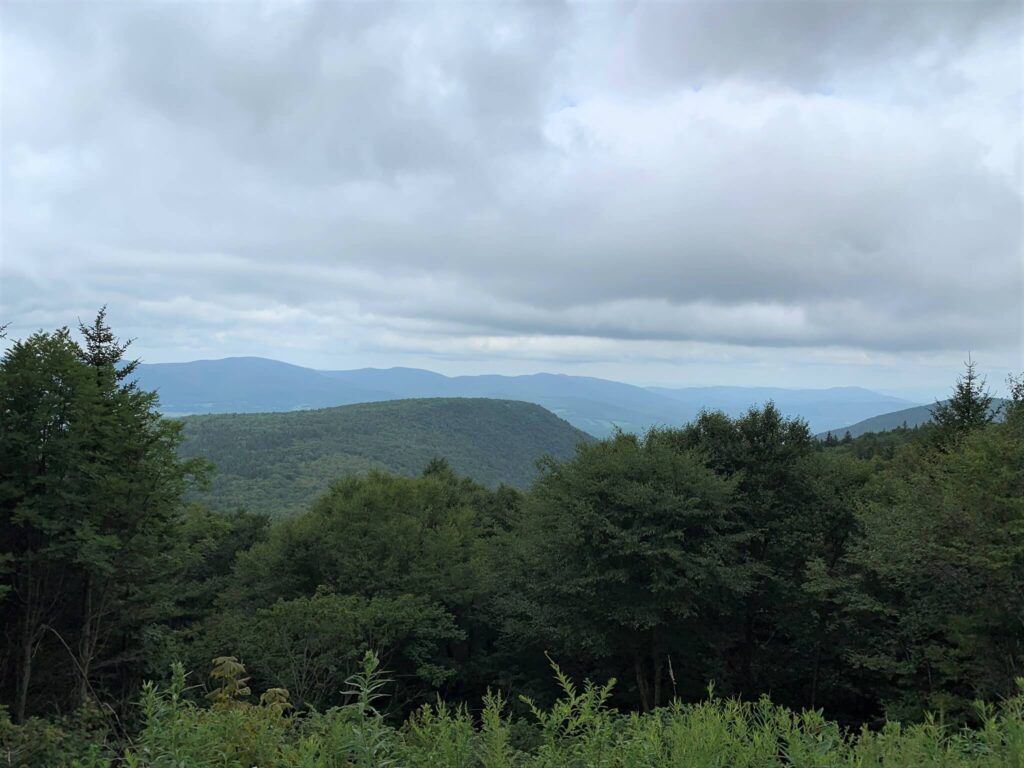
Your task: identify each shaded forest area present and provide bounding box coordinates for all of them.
[2,315,1023,766]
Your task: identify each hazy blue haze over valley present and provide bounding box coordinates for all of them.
[136,356,918,437]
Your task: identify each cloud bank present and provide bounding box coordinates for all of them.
[2,1,1021,392]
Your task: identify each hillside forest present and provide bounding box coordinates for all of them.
[176,399,591,518]
[2,314,1023,766]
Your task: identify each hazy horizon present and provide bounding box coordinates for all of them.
[2,1,1021,402]
[133,351,1018,404]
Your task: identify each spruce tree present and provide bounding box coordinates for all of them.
[931,358,994,448]
[0,313,202,719]
[0,328,94,720]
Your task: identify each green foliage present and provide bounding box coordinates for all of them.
[829,423,925,460]
[499,430,747,710]
[6,660,1023,767]
[841,390,1024,719]
[0,315,205,721]
[201,466,510,707]
[207,656,252,706]
[0,700,112,768]
[931,359,997,450]
[177,398,591,518]
[227,467,499,607]
[671,404,829,704]
[3,316,1024,765]
[198,591,461,711]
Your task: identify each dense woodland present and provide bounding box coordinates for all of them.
[177,398,590,518]
[2,315,1023,766]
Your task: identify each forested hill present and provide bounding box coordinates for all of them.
[178,398,591,518]
[819,398,1009,439]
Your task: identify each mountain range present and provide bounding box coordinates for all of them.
[136,356,919,437]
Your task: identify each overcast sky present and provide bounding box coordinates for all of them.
[2,1,1021,397]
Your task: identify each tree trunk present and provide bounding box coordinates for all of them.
[634,652,652,712]
[14,631,33,724]
[810,640,822,710]
[653,651,664,710]
[78,574,95,704]
[740,598,756,694]
[14,607,45,724]
[651,629,664,709]
[13,570,46,724]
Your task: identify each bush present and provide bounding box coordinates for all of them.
[6,657,1022,767]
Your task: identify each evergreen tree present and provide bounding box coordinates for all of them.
[0,314,202,719]
[931,358,995,448]
[77,307,138,380]
[0,328,94,720]
[832,368,1023,720]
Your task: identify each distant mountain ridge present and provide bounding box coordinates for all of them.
[135,357,394,413]
[818,398,1010,439]
[136,356,918,437]
[178,398,591,518]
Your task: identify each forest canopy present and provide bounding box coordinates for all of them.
[2,316,1023,766]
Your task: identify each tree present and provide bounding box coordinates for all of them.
[67,312,205,709]
[1008,372,1024,415]
[228,469,490,609]
[931,358,995,449]
[0,314,202,719]
[837,370,1024,720]
[199,590,461,711]
[143,504,270,682]
[673,404,820,701]
[794,450,873,714]
[499,430,747,711]
[220,466,506,702]
[0,328,94,721]
[77,307,138,379]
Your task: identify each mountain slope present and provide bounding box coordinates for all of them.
[819,398,1009,439]
[178,398,592,518]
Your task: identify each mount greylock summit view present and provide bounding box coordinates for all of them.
[1,1,1023,766]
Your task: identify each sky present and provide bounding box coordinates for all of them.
[1,1,1021,400]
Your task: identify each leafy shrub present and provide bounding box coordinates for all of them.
[6,657,1022,767]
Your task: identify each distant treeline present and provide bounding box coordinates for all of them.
[2,315,1023,765]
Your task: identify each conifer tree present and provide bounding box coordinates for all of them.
[931,358,995,448]
[0,313,201,719]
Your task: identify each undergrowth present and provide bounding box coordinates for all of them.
[3,652,1022,767]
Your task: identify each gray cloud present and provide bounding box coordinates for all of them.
[1,0,1021,391]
